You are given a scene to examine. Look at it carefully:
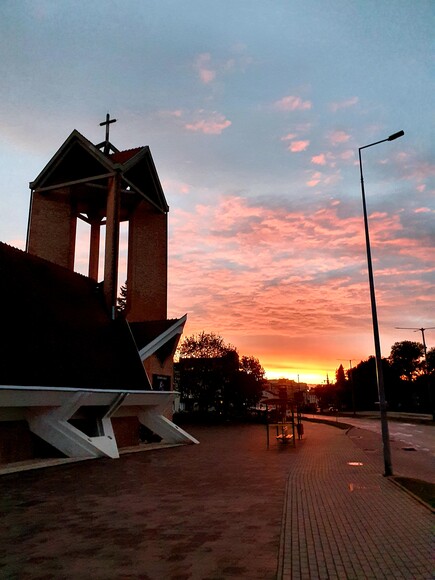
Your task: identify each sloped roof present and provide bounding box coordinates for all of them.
[0,243,151,391]
[130,316,187,363]
[109,147,142,165]
[30,130,113,190]
[30,130,169,214]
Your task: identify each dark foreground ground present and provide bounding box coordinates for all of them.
[0,424,292,579]
[0,422,433,579]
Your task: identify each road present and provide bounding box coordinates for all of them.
[348,417,433,452]
[310,413,435,482]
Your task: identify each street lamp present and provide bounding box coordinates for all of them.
[358,130,404,477]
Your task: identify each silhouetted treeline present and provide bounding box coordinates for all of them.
[317,340,434,414]
[174,332,265,419]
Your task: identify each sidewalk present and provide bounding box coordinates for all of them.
[0,422,433,579]
[278,423,433,579]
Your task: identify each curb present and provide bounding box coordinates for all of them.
[388,476,435,514]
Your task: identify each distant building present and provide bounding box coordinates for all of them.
[267,378,308,402]
[0,125,198,467]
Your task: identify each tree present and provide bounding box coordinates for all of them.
[426,347,435,375]
[176,332,238,413]
[421,347,435,419]
[116,280,128,314]
[178,331,235,359]
[389,341,424,381]
[176,332,265,417]
[350,357,390,411]
[313,383,337,411]
[334,364,351,411]
[240,356,265,383]
[233,356,266,411]
[335,364,346,386]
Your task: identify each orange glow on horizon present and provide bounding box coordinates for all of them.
[262,358,337,386]
[264,366,331,386]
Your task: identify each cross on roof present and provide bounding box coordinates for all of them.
[98,113,117,154]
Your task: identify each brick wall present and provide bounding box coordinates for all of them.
[27,188,76,270]
[127,202,167,321]
[111,416,141,448]
[0,421,35,464]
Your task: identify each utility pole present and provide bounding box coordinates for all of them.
[395,326,435,420]
[395,327,435,366]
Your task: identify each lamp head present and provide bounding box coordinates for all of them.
[388,130,404,141]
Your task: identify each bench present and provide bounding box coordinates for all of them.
[276,433,294,444]
[266,422,296,448]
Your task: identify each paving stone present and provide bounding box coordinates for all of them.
[0,422,433,579]
[277,422,433,579]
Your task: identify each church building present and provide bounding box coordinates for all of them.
[0,117,198,468]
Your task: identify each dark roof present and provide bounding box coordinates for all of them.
[109,147,143,165]
[0,243,151,391]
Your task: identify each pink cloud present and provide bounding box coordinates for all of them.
[195,53,216,84]
[280,133,297,141]
[167,193,434,384]
[311,153,326,165]
[166,109,183,117]
[307,171,322,187]
[414,207,431,213]
[161,178,190,195]
[328,130,351,146]
[273,95,312,112]
[329,97,359,112]
[185,113,231,135]
[339,150,354,160]
[288,140,310,152]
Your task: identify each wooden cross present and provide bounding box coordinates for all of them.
[99,113,117,153]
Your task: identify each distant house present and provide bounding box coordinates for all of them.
[0,126,198,468]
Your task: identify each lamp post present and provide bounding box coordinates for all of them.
[358,130,404,477]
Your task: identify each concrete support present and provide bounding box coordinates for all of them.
[138,410,199,445]
[135,395,199,445]
[26,392,120,459]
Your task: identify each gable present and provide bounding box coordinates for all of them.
[30,130,113,191]
[30,130,169,215]
[121,148,169,213]
[130,316,186,363]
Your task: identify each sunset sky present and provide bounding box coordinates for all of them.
[1,1,434,384]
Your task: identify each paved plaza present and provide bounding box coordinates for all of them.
[0,421,433,579]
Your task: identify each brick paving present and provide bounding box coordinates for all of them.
[278,423,434,579]
[0,422,433,579]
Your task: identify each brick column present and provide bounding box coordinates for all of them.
[126,201,167,322]
[88,220,101,281]
[27,187,76,270]
[103,173,121,318]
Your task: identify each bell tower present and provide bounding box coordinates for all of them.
[26,118,169,322]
